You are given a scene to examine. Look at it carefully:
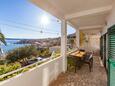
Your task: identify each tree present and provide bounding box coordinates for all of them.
[80,32,85,47]
[0,32,6,45]
[69,38,75,48]
[6,45,39,65]
[39,48,51,57]
[0,32,6,58]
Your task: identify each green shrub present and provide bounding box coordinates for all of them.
[0,60,6,65]
[51,49,61,59]
[6,45,39,64]
[38,48,51,57]
[6,46,51,64]
[0,62,21,75]
[0,61,44,81]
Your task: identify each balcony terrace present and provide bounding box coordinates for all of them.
[0,0,115,86]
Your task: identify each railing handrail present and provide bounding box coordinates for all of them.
[0,49,77,79]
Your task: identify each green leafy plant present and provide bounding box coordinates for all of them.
[0,61,44,81]
[69,38,75,48]
[0,62,21,75]
[38,48,51,57]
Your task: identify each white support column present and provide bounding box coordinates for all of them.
[61,20,67,72]
[76,29,80,48]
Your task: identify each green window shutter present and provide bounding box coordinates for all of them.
[108,25,115,58]
[108,25,115,86]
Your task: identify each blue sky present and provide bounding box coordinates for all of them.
[0,0,75,39]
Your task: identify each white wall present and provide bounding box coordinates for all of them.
[88,35,100,51]
[81,35,100,53]
[0,57,63,86]
[102,1,115,34]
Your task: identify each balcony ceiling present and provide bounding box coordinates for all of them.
[80,28,102,35]
[31,0,112,30]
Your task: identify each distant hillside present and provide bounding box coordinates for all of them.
[13,33,75,47]
[67,33,75,38]
[6,33,75,40]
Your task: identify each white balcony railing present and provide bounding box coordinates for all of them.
[0,56,63,86]
[0,49,76,86]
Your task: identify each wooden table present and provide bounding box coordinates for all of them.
[68,50,86,72]
[70,51,86,58]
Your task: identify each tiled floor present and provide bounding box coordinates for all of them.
[50,56,107,86]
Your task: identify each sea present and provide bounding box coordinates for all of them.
[1,39,28,53]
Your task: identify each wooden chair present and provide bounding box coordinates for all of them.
[84,52,93,72]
